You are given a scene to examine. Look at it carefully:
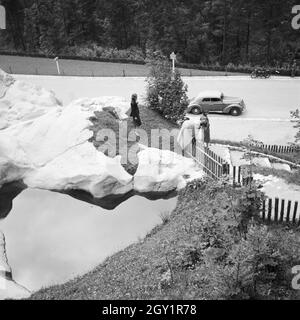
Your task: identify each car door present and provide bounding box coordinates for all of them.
[201,98,211,112]
[210,98,224,112]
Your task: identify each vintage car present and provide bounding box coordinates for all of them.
[185,90,246,117]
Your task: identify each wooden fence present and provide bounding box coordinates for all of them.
[228,166,300,225]
[228,165,254,186]
[184,142,229,180]
[254,144,299,154]
[183,144,299,226]
[261,198,299,225]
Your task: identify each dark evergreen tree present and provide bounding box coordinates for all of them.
[0,0,298,66]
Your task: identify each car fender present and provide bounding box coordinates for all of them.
[186,104,203,113]
[223,104,242,113]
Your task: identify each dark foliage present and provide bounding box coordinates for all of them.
[146,58,189,122]
[0,0,299,68]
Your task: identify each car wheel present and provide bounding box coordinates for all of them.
[230,107,241,116]
[190,106,202,115]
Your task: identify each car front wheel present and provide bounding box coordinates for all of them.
[230,107,241,116]
[190,106,202,115]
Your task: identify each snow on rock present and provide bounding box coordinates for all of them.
[0,231,31,300]
[134,147,204,193]
[72,96,130,120]
[0,69,61,130]
[209,144,231,164]
[230,150,249,166]
[254,174,300,203]
[0,133,32,186]
[252,157,271,168]
[25,144,133,198]
[271,162,291,172]
[0,71,133,198]
[0,100,133,198]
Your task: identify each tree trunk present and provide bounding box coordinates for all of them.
[246,10,251,62]
[221,0,227,64]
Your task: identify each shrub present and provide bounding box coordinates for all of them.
[163,180,300,300]
[146,59,189,123]
[62,44,146,62]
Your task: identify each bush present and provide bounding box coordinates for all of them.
[163,180,300,300]
[62,44,146,61]
[146,59,189,123]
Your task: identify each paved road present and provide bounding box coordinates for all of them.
[15,74,300,118]
[13,75,300,145]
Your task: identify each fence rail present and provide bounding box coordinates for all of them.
[196,145,226,179]
[184,142,228,180]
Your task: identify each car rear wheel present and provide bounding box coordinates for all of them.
[230,107,241,116]
[190,106,202,115]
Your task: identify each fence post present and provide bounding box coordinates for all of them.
[262,199,266,221]
[267,198,272,221]
[286,200,291,223]
[280,199,285,222]
[233,166,236,186]
[238,166,241,185]
[274,198,279,222]
[292,201,298,225]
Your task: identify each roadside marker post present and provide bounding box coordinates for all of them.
[54,57,61,75]
[0,5,6,30]
[170,52,176,74]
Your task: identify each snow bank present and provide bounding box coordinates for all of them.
[0,70,133,196]
[0,100,133,198]
[134,147,204,193]
[72,96,130,120]
[0,68,61,130]
[254,174,300,203]
[25,144,133,198]
[0,231,31,300]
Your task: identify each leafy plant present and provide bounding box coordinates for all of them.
[146,58,189,123]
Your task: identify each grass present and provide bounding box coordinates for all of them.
[0,54,242,77]
[88,104,179,174]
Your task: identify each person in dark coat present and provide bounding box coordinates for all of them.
[199,112,210,147]
[130,93,141,135]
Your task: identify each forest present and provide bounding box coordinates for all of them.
[0,0,299,67]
